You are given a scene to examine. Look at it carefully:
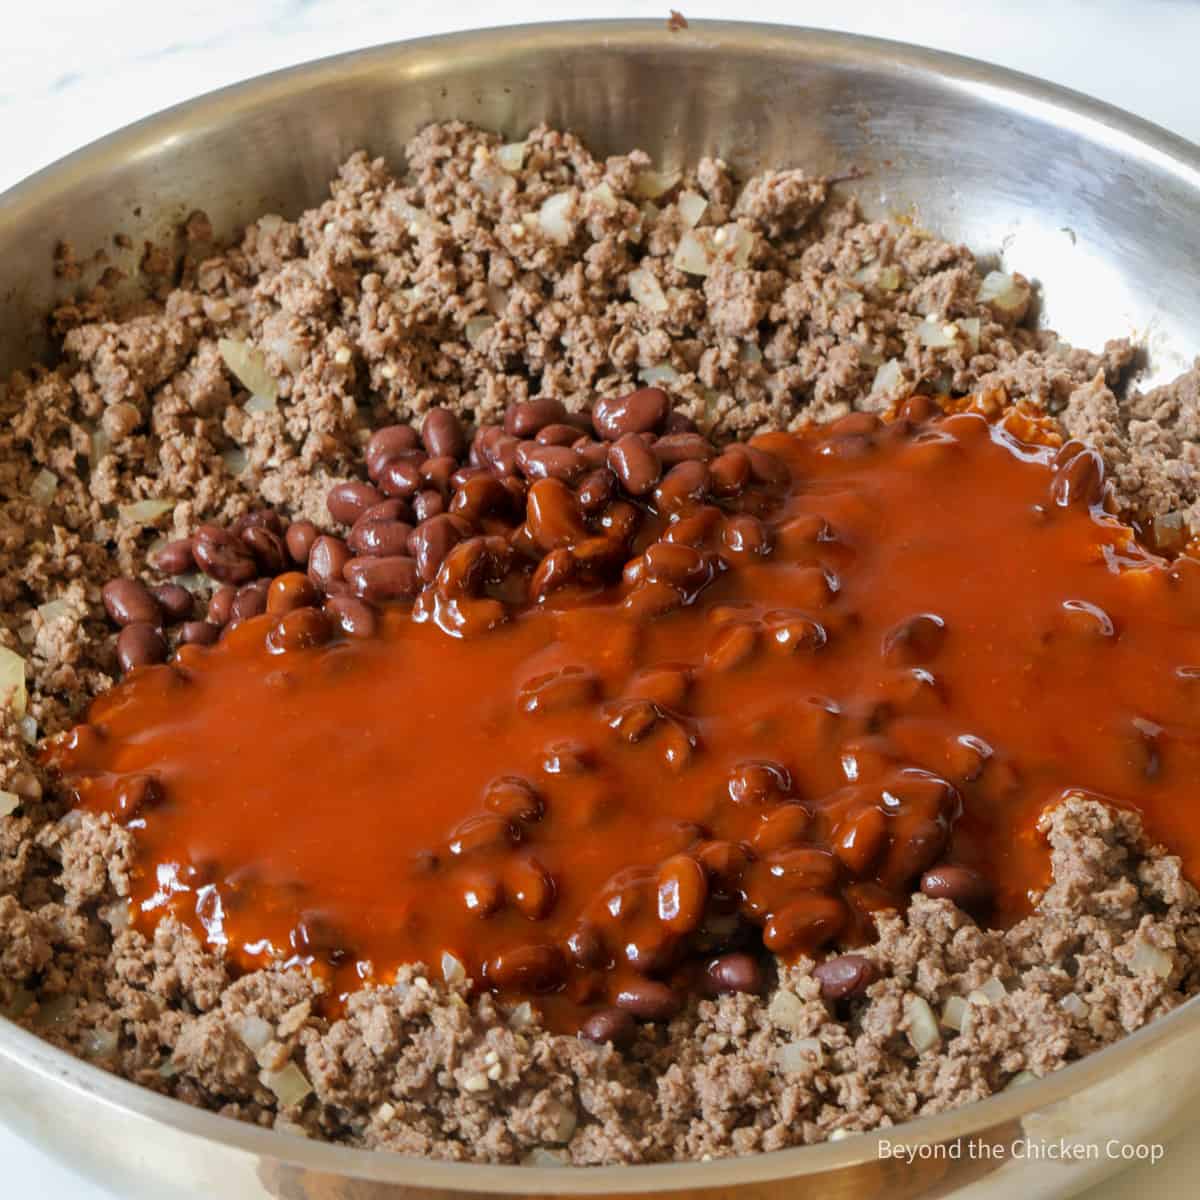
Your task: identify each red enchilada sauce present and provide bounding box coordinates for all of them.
[44,401,1200,1029]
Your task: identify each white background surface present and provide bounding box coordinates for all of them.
[2,2,1198,1196]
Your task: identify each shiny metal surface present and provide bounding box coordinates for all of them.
[1,19,1199,1200]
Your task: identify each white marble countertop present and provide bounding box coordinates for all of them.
[2,2,1198,1197]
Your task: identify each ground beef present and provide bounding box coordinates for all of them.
[1,120,1198,1164]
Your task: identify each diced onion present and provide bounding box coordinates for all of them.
[637,363,681,387]
[775,1037,823,1072]
[978,977,1007,1004]
[1149,511,1189,554]
[767,988,807,1033]
[261,320,305,374]
[508,1001,536,1029]
[628,268,669,313]
[1005,1070,1037,1090]
[236,1015,274,1052]
[877,265,903,291]
[0,791,18,818]
[84,1028,119,1059]
[524,1148,569,1166]
[465,316,495,348]
[17,716,37,745]
[673,225,755,276]
[441,951,466,985]
[34,993,76,1028]
[486,286,509,316]
[119,499,174,525]
[0,647,28,718]
[221,448,249,477]
[536,193,575,245]
[30,469,57,507]
[739,342,762,363]
[915,318,959,349]
[837,291,864,307]
[36,599,71,625]
[496,141,528,172]
[871,359,905,394]
[245,393,277,415]
[677,190,708,228]
[633,169,681,200]
[587,181,619,214]
[1129,935,1173,979]
[1060,993,1090,1019]
[386,195,448,238]
[905,996,940,1052]
[91,427,111,462]
[959,317,982,353]
[218,338,277,403]
[260,1062,313,1107]
[941,995,967,1032]
[978,270,1031,319]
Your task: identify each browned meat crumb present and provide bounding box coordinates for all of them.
[1,120,1199,1164]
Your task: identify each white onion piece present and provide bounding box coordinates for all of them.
[536,193,575,245]
[0,647,28,717]
[486,286,509,316]
[877,265,903,291]
[261,1062,313,1107]
[979,976,1007,1004]
[739,342,762,363]
[673,224,755,276]
[1005,1070,1036,1090]
[978,270,1031,319]
[36,599,71,625]
[465,316,495,348]
[1129,935,1173,979]
[766,988,807,1033]
[508,1001,536,1029]
[119,499,175,524]
[915,318,959,349]
[236,1015,274,1052]
[261,315,305,373]
[1060,993,1090,1019]
[587,181,619,213]
[17,716,37,746]
[677,190,707,228]
[941,995,967,1032]
[871,359,905,394]
[775,1038,823,1073]
[218,338,277,402]
[628,268,668,313]
[85,1028,119,1059]
[221,448,249,477]
[633,169,681,199]
[91,427,111,462]
[441,951,466,985]
[34,994,76,1028]
[386,196,447,237]
[496,141,528,172]
[30,469,57,507]
[245,393,277,415]
[959,317,982,353]
[0,791,18,818]
[905,996,940,1052]
[524,1148,568,1166]
[637,363,681,387]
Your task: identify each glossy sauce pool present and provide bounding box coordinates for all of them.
[45,409,1200,1027]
